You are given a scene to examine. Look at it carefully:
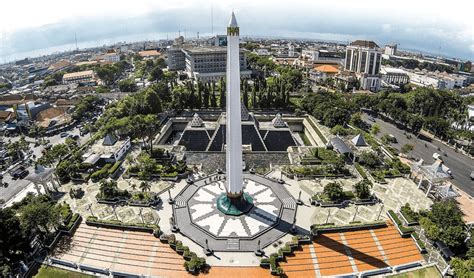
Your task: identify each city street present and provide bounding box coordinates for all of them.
[0,126,91,205]
[361,113,474,197]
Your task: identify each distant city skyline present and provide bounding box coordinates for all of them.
[0,0,472,61]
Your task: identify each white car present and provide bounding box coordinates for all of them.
[433,153,441,160]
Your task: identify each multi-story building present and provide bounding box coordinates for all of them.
[102,52,120,63]
[62,70,95,85]
[301,49,344,64]
[182,47,251,82]
[380,67,409,86]
[406,70,468,89]
[384,44,397,56]
[15,101,51,122]
[344,40,382,92]
[167,46,186,71]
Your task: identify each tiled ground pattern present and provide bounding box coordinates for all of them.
[53,223,272,277]
[189,179,280,238]
[52,224,187,277]
[280,223,423,277]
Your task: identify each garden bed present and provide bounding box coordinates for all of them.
[311,191,355,207]
[399,204,419,226]
[354,163,367,179]
[85,216,159,233]
[411,232,426,252]
[387,210,414,237]
[45,214,82,250]
[311,221,387,235]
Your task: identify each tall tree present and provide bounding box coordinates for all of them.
[219,78,226,109]
[210,82,217,108]
[196,81,203,108]
[139,181,151,192]
[0,208,31,274]
[251,83,257,108]
[203,84,210,108]
[242,79,249,108]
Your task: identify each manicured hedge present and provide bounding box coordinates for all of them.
[108,160,122,175]
[354,163,367,179]
[388,210,414,234]
[86,216,159,232]
[400,204,419,224]
[91,163,112,181]
[412,232,425,250]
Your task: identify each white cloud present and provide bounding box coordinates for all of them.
[0,0,472,59]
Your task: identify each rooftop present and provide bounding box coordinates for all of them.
[350,40,379,49]
[63,70,94,79]
[138,50,162,57]
[314,64,340,73]
[183,47,227,54]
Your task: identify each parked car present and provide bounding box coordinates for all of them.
[69,134,80,140]
[11,167,29,180]
[60,132,68,138]
[387,134,397,143]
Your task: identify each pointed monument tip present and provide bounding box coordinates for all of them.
[229,12,238,27]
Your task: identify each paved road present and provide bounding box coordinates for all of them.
[361,113,474,197]
[0,126,91,204]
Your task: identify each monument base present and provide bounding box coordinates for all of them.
[216,192,253,216]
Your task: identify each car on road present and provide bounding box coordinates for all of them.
[369,117,376,122]
[60,132,69,138]
[433,153,442,161]
[471,171,474,180]
[387,134,397,143]
[69,134,80,140]
[11,167,29,180]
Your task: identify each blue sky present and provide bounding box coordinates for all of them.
[0,0,472,61]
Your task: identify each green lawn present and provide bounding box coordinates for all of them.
[34,265,94,278]
[388,266,441,278]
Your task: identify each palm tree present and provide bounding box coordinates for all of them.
[139,181,151,192]
[131,183,137,191]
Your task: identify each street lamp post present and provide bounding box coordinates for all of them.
[139,208,144,224]
[377,204,384,221]
[352,206,359,222]
[87,204,94,218]
[112,205,119,221]
[168,189,174,204]
[325,208,331,224]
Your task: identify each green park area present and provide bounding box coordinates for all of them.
[34,265,94,278]
[388,266,441,278]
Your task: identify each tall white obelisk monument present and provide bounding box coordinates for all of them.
[225,12,243,199]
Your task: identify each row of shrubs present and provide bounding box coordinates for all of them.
[90,163,112,182]
[411,232,426,251]
[354,163,367,179]
[159,234,206,274]
[399,203,420,225]
[311,221,386,234]
[260,235,311,275]
[388,210,414,235]
[86,216,160,234]
[90,161,122,182]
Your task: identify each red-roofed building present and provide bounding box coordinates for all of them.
[309,64,340,82]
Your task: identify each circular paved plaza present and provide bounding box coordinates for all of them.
[173,173,297,251]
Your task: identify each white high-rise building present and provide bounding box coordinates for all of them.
[225,12,244,198]
[344,40,382,92]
